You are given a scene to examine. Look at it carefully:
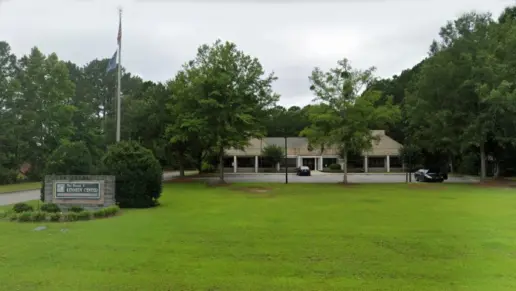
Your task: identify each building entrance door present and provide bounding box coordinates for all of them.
[302,158,316,170]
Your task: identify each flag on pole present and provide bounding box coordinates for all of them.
[117,17,122,46]
[106,50,118,72]
[115,8,122,143]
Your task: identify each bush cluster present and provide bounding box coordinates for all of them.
[69,206,84,213]
[93,205,120,218]
[102,141,162,208]
[40,203,60,213]
[6,203,120,223]
[328,164,342,170]
[13,203,34,213]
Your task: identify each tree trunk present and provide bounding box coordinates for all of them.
[176,151,185,177]
[218,146,225,182]
[493,160,500,179]
[480,142,486,181]
[342,150,348,184]
[179,156,185,177]
[195,154,203,173]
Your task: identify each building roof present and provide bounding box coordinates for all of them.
[225,130,403,157]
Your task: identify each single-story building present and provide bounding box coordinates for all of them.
[224,130,403,173]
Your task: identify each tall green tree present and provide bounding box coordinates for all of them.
[13,48,76,177]
[172,39,279,182]
[302,59,399,183]
[261,144,284,171]
[0,41,20,171]
[406,11,516,180]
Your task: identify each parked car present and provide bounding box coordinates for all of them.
[414,168,448,182]
[296,166,311,176]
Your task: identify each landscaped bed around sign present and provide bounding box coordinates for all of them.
[0,183,515,290]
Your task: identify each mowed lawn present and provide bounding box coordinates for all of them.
[1,183,516,290]
[0,182,41,194]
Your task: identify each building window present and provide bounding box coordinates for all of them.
[369,157,385,168]
[323,158,337,168]
[237,157,254,167]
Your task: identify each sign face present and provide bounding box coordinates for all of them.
[54,181,101,199]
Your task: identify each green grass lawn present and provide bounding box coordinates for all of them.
[1,183,516,290]
[0,182,41,194]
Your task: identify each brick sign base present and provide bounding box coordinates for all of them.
[44,175,116,211]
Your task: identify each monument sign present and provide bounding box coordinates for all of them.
[44,175,116,211]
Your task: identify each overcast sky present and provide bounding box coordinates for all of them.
[0,0,512,107]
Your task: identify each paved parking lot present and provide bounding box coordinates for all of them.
[196,173,479,184]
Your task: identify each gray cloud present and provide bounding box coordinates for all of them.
[0,0,512,107]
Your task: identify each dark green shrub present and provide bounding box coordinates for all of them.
[329,164,342,170]
[9,213,18,221]
[49,212,62,222]
[32,211,47,222]
[40,141,94,202]
[13,203,34,213]
[102,141,162,208]
[41,203,61,213]
[77,211,91,221]
[63,212,79,222]
[18,212,32,222]
[93,209,105,218]
[104,205,120,217]
[69,206,84,213]
[0,168,18,185]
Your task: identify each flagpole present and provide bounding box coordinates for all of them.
[116,8,122,142]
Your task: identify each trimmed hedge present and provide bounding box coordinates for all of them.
[6,205,120,223]
[102,141,162,208]
[40,203,61,213]
[13,203,33,213]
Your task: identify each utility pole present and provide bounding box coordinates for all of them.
[284,136,288,184]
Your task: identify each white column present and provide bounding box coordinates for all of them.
[319,156,323,171]
[386,155,390,173]
[297,156,302,167]
[276,162,280,171]
[233,156,237,173]
[364,155,369,173]
[255,156,258,173]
